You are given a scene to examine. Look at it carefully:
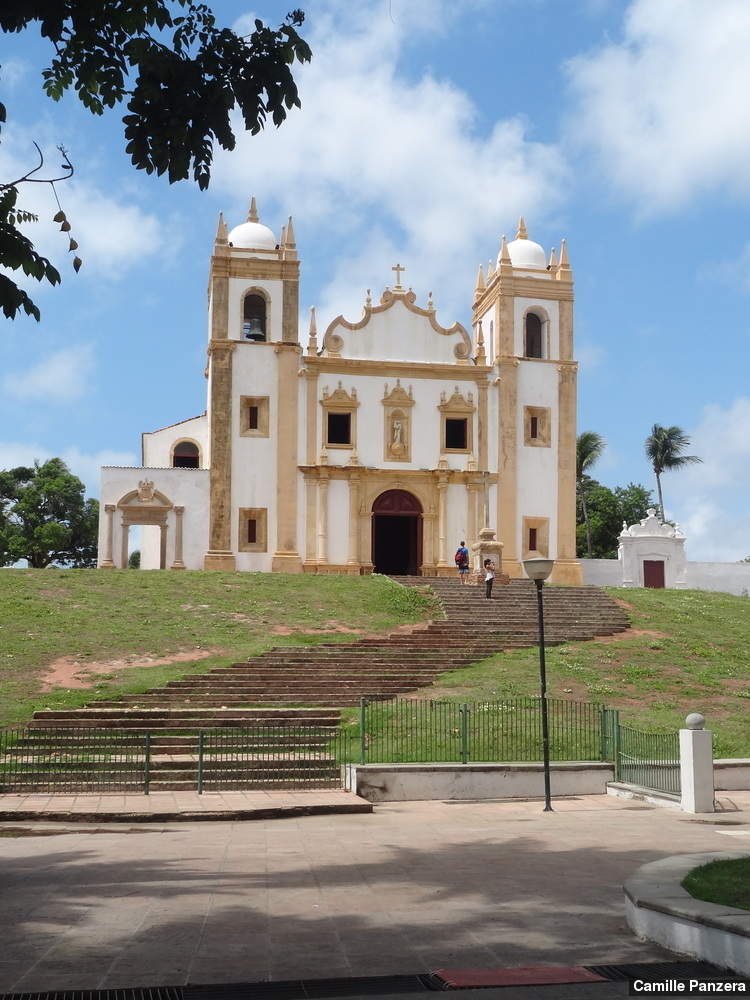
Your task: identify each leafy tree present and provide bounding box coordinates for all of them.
[0,458,98,568]
[645,424,702,520]
[128,549,141,569]
[576,480,653,558]
[0,2,311,320]
[576,431,606,558]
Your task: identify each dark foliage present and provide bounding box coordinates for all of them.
[576,480,654,559]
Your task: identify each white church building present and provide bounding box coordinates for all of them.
[98,203,582,584]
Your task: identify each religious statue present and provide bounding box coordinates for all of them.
[393,420,403,446]
[389,414,406,457]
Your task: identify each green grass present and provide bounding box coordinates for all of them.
[416,587,750,757]
[682,858,750,911]
[0,570,437,729]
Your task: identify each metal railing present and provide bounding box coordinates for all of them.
[614,722,681,796]
[351,697,609,764]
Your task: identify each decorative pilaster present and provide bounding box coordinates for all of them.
[553,362,583,585]
[478,378,489,469]
[272,343,303,572]
[348,474,361,566]
[171,506,186,569]
[436,476,448,568]
[100,504,116,568]
[204,339,236,570]
[303,476,317,569]
[467,483,479,559]
[497,359,521,577]
[317,474,329,564]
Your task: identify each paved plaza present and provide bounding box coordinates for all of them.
[1,792,749,992]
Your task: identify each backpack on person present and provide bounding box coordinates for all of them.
[455,547,468,568]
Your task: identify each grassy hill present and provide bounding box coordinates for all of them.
[0,569,435,729]
[429,587,750,757]
[0,572,747,757]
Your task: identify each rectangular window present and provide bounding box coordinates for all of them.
[239,508,267,552]
[240,396,269,437]
[524,406,551,447]
[327,412,351,445]
[522,516,549,559]
[445,417,468,450]
[529,527,538,551]
[530,416,539,439]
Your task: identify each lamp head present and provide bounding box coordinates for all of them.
[523,557,554,582]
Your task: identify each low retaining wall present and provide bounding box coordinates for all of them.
[344,761,614,802]
[581,559,750,596]
[624,853,750,976]
[715,760,750,791]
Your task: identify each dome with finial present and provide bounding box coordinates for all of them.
[499,216,547,270]
[227,196,277,251]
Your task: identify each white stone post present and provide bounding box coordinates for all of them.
[171,506,186,569]
[679,713,715,813]
[317,476,329,564]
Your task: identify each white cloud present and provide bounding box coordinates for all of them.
[566,0,750,213]
[0,57,30,89]
[3,344,95,402]
[214,0,566,325]
[0,442,135,498]
[666,397,750,560]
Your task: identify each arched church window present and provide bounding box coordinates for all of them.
[524,312,543,358]
[172,441,200,468]
[243,293,267,341]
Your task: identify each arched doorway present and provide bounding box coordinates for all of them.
[372,489,422,576]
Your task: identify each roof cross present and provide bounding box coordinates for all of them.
[391,263,406,288]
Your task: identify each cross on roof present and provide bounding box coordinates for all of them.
[391,263,406,288]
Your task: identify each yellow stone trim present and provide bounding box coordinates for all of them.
[556,362,580,578]
[522,305,552,360]
[322,287,472,362]
[304,370,319,465]
[238,507,268,552]
[320,381,359,450]
[227,257,300,282]
[304,355,492,381]
[239,396,270,437]
[439,386,476,456]
[523,406,551,448]
[169,437,203,467]
[478,381,488,469]
[497,359,519,564]
[522,516,550,559]
[559,299,574,361]
[205,339,235,569]
[238,285,271,343]
[382,380,414,463]
[272,343,302,570]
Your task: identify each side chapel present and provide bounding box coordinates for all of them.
[98,201,582,584]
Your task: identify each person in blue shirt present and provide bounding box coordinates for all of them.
[455,540,470,583]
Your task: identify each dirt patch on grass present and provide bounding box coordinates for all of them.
[591,627,667,644]
[41,649,222,691]
[612,597,636,611]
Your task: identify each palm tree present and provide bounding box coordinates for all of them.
[645,424,702,520]
[576,431,606,558]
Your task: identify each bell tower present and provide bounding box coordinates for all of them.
[203,198,303,571]
[471,218,581,585]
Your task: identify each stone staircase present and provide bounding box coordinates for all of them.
[10,578,629,792]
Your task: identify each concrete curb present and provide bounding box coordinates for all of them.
[624,852,750,976]
[0,801,373,823]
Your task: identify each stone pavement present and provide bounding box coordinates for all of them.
[1,792,749,993]
[0,788,372,822]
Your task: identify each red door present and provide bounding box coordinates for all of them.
[643,560,665,588]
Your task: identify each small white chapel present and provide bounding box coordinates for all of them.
[98,201,581,584]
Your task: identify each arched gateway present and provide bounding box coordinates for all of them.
[371,489,422,576]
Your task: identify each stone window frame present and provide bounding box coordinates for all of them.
[382,380,415,463]
[239,285,272,342]
[239,507,268,552]
[523,406,552,448]
[522,516,550,559]
[320,382,359,451]
[170,437,203,468]
[438,386,475,456]
[240,395,270,437]
[522,306,551,360]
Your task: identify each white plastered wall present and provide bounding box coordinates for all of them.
[228,277,283,342]
[326,479,349,565]
[142,414,208,467]
[98,466,209,570]
[332,298,466,365]
[231,343,278,571]
[516,360,558,557]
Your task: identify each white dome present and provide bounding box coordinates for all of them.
[503,237,547,270]
[227,220,277,250]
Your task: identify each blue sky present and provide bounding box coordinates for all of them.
[1,0,749,560]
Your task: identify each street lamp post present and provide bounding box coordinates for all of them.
[523,557,555,812]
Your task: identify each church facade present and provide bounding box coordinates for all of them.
[98,202,581,584]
